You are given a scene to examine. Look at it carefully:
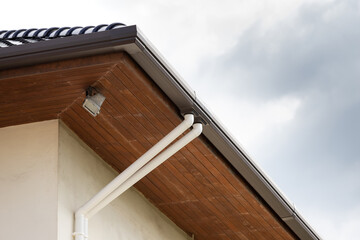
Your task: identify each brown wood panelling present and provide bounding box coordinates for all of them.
[1,52,296,240]
[0,55,116,128]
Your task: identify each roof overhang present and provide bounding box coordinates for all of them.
[0,25,320,239]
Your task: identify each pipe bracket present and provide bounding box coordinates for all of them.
[72,232,88,238]
[180,106,209,125]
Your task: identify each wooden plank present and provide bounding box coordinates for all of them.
[0,53,123,79]
[0,112,58,128]
[193,143,294,239]
[184,142,286,240]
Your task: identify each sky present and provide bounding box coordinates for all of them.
[3,0,360,238]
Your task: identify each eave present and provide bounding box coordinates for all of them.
[0,25,320,239]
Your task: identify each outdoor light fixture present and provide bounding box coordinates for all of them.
[82,87,106,117]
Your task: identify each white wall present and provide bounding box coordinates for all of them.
[0,120,59,240]
[58,122,189,240]
[0,120,188,240]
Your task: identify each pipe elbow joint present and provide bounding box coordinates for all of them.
[183,114,195,128]
[192,123,203,137]
[75,211,84,218]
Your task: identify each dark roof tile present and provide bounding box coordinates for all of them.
[0,23,126,48]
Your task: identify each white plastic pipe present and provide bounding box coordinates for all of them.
[87,123,203,218]
[73,214,87,240]
[73,114,196,240]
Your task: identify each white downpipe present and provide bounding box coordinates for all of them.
[73,114,200,240]
[74,214,87,240]
[87,123,203,218]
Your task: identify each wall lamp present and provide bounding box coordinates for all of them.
[82,87,106,117]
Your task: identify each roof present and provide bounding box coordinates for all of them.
[0,23,125,48]
[0,23,320,240]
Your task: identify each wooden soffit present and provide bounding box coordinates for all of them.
[0,52,296,240]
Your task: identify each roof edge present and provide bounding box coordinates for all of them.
[0,25,138,70]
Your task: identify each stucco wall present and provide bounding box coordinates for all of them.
[0,120,59,240]
[58,122,188,240]
[0,120,187,240]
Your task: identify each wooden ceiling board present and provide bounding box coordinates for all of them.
[0,55,116,128]
[0,52,297,240]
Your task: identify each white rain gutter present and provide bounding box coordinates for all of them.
[73,114,203,240]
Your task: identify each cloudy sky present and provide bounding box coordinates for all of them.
[4,0,360,238]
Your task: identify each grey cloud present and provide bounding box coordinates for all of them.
[200,0,360,101]
[194,1,360,238]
